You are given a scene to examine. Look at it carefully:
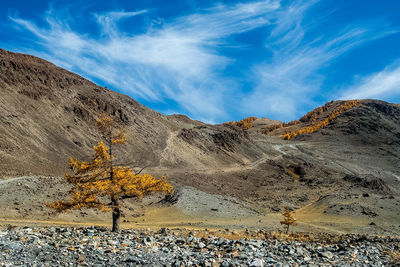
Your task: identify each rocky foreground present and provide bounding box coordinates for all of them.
[0,226,399,266]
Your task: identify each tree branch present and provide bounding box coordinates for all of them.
[134,164,151,175]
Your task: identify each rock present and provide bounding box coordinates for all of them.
[0,226,396,266]
[320,251,334,259]
[250,259,264,266]
[271,207,281,212]
[160,227,169,235]
[108,240,118,246]
[238,253,248,260]
[216,238,225,246]
[125,256,139,263]
[172,260,181,267]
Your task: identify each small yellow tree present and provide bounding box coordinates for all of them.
[280,207,297,233]
[49,114,173,232]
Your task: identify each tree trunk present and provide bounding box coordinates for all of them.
[109,137,120,232]
[111,197,120,232]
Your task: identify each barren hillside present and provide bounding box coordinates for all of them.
[0,49,264,177]
[1,49,399,234]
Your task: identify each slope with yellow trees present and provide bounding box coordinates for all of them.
[281,100,361,140]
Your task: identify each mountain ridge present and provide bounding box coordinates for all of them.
[0,48,265,177]
[1,48,400,234]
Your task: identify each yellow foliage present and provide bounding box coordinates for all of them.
[112,129,127,144]
[264,120,299,135]
[280,207,297,233]
[48,114,173,231]
[96,113,114,136]
[264,123,284,134]
[299,102,330,123]
[281,100,361,140]
[224,117,258,130]
[50,152,173,213]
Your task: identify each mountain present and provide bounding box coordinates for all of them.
[0,49,399,234]
[0,48,263,177]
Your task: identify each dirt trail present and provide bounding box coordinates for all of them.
[0,176,30,185]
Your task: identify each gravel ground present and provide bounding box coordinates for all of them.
[0,226,399,266]
[173,187,259,218]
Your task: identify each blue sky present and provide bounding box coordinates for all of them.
[1,0,400,123]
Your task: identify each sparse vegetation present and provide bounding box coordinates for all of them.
[299,103,330,123]
[264,123,285,134]
[224,117,258,130]
[263,120,299,134]
[280,207,297,233]
[263,100,361,138]
[48,114,173,232]
[281,100,361,140]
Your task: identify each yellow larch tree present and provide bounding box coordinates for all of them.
[280,206,297,233]
[49,114,173,232]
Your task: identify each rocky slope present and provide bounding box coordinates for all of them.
[0,48,264,177]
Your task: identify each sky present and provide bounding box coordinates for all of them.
[1,0,400,123]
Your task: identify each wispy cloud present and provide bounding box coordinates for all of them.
[8,0,282,123]
[341,62,400,100]
[243,5,399,120]
[94,10,149,37]
[5,0,400,122]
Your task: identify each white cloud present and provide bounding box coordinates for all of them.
[341,63,400,100]
[8,1,282,122]
[94,10,148,36]
[242,4,399,121]
[7,0,399,122]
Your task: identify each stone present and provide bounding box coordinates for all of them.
[160,228,169,235]
[108,240,118,246]
[0,226,394,266]
[250,259,264,267]
[125,256,139,263]
[320,251,334,259]
[216,238,225,246]
[265,257,276,263]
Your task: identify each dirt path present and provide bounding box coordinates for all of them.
[0,176,31,185]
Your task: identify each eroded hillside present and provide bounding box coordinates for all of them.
[0,49,264,177]
[1,49,400,234]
